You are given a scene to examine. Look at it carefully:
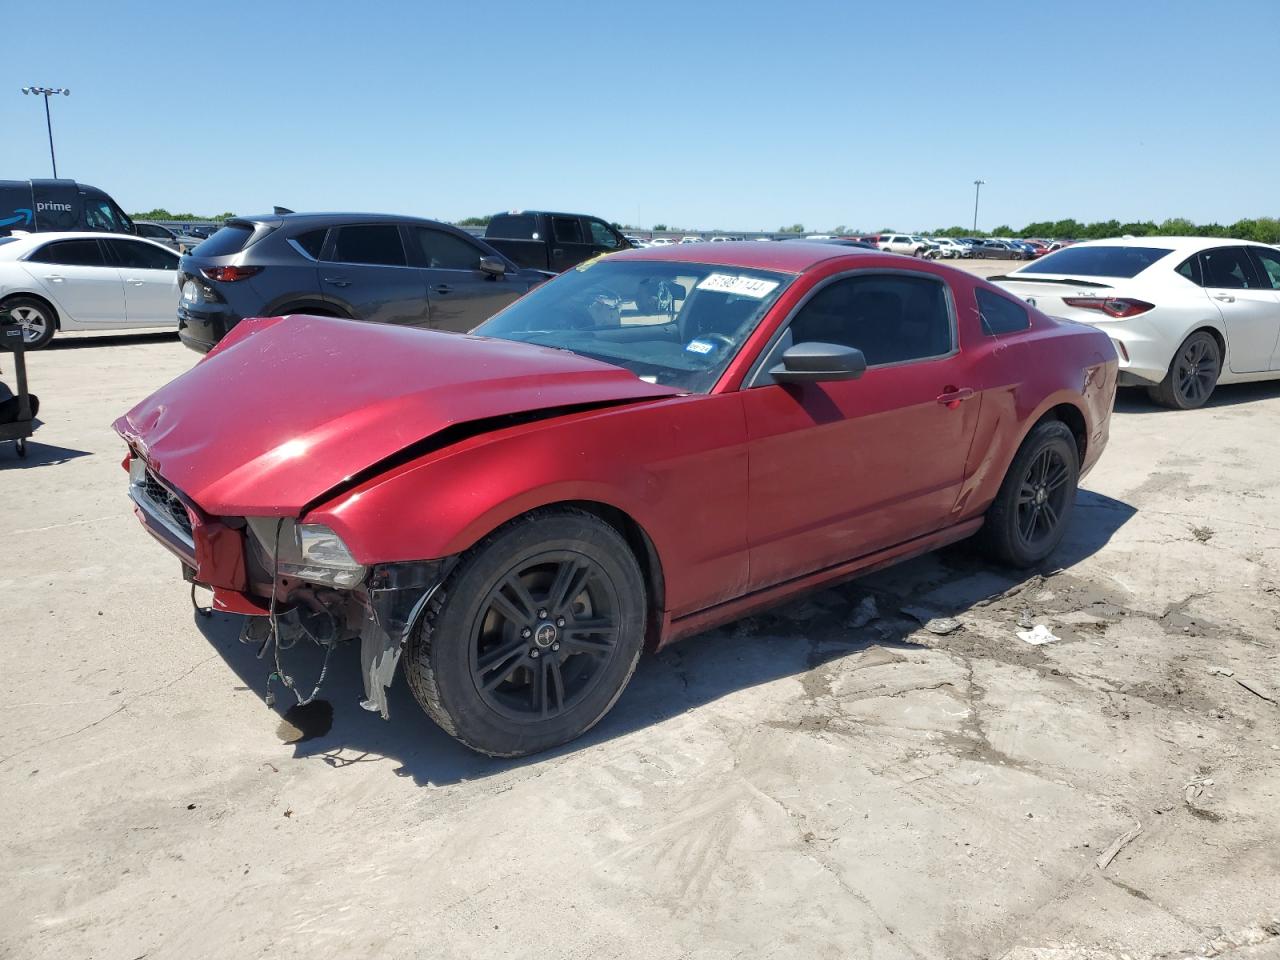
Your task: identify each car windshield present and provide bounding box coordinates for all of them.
[475,258,794,393]
[1020,245,1173,278]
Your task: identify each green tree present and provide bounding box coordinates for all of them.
[457,215,491,227]
[1157,217,1196,235]
[990,224,1013,237]
[652,223,667,231]
[779,223,804,233]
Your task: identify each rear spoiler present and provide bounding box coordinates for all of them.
[989,275,1112,288]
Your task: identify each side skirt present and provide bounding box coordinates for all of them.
[659,518,984,646]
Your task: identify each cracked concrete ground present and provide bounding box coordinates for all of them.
[2,304,1279,959]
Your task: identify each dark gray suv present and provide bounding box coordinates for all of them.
[177,212,548,353]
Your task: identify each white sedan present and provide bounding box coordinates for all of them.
[0,231,180,348]
[993,236,1280,408]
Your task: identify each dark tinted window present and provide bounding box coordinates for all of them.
[788,274,953,366]
[108,239,178,270]
[332,225,406,266]
[1020,245,1171,278]
[1249,246,1280,290]
[588,220,621,249]
[552,217,584,244]
[83,199,129,232]
[29,239,105,267]
[976,288,1030,335]
[195,224,254,257]
[1175,255,1202,286]
[291,229,327,260]
[1199,246,1260,289]
[486,215,537,240]
[415,227,483,270]
[136,223,174,240]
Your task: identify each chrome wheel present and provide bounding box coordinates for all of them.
[11,304,50,345]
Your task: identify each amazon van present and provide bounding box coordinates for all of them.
[0,179,135,236]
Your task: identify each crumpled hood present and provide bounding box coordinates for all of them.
[114,315,678,515]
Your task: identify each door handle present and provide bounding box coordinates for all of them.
[126,278,145,286]
[1213,294,1235,302]
[323,277,351,287]
[46,274,64,282]
[937,387,976,408]
[432,284,453,294]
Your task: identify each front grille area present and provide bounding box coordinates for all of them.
[130,463,195,552]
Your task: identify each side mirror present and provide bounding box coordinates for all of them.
[479,256,507,277]
[770,342,867,384]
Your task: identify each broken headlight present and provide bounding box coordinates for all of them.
[246,517,366,588]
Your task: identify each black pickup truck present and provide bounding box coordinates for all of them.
[483,211,633,271]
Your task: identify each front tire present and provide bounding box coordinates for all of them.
[978,420,1079,567]
[4,297,56,349]
[404,508,646,757]
[1148,330,1220,410]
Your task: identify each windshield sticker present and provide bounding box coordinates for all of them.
[686,339,716,355]
[695,273,780,299]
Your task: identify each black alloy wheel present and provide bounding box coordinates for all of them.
[469,552,621,722]
[978,419,1080,567]
[1014,445,1073,553]
[404,508,646,757]
[1149,330,1220,410]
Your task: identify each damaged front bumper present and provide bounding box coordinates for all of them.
[124,452,447,719]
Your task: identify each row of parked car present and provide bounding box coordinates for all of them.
[624,232,1072,260]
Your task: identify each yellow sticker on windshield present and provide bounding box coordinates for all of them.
[696,273,779,298]
[574,252,614,272]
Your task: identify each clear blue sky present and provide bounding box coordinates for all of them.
[4,0,1277,232]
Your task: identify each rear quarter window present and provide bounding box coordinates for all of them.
[976,288,1030,335]
[194,224,254,257]
[487,215,537,240]
[1021,245,1171,278]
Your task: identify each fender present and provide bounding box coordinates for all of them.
[307,392,753,619]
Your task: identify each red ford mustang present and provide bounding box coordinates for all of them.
[115,243,1117,756]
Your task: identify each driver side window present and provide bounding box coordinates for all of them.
[785,274,953,367]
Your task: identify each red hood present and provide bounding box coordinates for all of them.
[114,315,678,515]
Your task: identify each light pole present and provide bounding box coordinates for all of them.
[972,179,985,233]
[21,86,71,178]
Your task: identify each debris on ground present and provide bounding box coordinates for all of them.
[1017,624,1060,645]
[1017,607,1035,629]
[901,605,962,635]
[1234,677,1277,705]
[845,596,879,630]
[1207,666,1236,677]
[1192,525,1215,543]
[1185,777,1214,804]
[1095,820,1143,870]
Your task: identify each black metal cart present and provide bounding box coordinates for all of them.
[0,316,37,458]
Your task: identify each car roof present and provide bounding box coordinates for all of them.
[610,239,903,273]
[0,231,175,259]
[1064,235,1271,253]
[231,212,455,228]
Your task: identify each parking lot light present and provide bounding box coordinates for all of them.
[972,179,986,233]
[20,86,71,178]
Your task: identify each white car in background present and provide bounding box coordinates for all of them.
[877,234,934,258]
[930,238,969,258]
[678,236,702,244]
[0,232,180,348]
[992,236,1280,409]
[647,238,674,247]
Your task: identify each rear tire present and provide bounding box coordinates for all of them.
[978,420,1079,568]
[3,297,56,349]
[404,508,646,757]
[1148,330,1220,410]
